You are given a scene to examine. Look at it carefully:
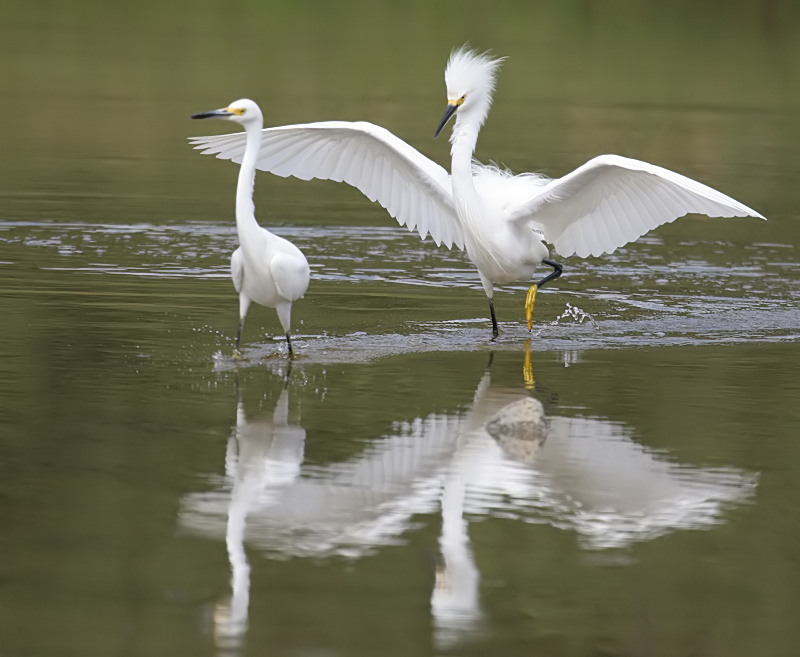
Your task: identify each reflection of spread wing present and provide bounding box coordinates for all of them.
[191,121,465,249]
[179,411,466,557]
[508,154,765,258]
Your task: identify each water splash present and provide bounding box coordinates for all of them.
[550,302,598,328]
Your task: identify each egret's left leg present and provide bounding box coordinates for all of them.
[479,274,500,340]
[525,259,563,330]
[275,301,295,358]
[234,294,252,358]
[489,298,499,340]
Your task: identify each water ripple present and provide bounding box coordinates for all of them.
[3,220,797,353]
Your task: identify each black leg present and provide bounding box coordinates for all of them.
[489,298,499,340]
[285,333,294,357]
[283,360,292,387]
[536,259,563,289]
[234,318,245,354]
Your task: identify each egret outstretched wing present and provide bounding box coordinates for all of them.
[190,121,465,250]
[508,154,765,258]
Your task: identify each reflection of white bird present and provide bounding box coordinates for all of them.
[182,359,757,554]
[180,355,757,652]
[432,462,481,649]
[213,381,306,651]
[501,414,758,549]
[190,47,764,339]
[191,99,310,356]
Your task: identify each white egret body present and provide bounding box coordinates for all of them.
[190,49,764,338]
[191,99,310,355]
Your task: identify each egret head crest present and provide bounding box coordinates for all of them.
[437,46,505,138]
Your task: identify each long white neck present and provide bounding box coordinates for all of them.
[449,116,483,228]
[235,121,266,243]
[449,115,480,178]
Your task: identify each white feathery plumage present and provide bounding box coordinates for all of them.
[190,47,764,338]
[443,46,505,141]
[191,98,310,355]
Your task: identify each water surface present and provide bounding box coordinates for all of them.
[1,2,800,656]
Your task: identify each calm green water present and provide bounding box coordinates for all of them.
[2,2,800,656]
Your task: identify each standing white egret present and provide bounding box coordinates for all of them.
[191,99,310,356]
[190,48,764,339]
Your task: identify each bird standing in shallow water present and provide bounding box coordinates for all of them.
[191,99,310,356]
[191,48,764,339]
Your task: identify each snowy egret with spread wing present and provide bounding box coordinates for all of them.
[191,99,310,356]
[190,48,764,339]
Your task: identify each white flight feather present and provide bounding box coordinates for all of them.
[191,122,464,250]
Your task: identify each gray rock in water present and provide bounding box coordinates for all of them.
[485,397,547,463]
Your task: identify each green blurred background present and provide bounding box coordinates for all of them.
[1,2,799,656]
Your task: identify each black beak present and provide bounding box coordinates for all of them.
[190,108,233,120]
[434,103,459,138]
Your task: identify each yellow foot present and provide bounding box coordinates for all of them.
[233,348,243,360]
[523,339,535,389]
[524,284,538,331]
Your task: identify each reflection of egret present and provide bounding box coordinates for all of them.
[432,361,543,647]
[509,414,757,549]
[210,378,306,653]
[191,47,764,339]
[482,390,758,550]
[187,411,461,557]
[180,354,757,649]
[181,358,534,557]
[191,99,310,356]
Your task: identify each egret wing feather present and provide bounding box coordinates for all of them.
[231,247,244,294]
[472,162,551,221]
[191,122,465,250]
[270,251,310,302]
[506,154,765,258]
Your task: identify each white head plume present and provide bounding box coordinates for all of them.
[444,46,506,138]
